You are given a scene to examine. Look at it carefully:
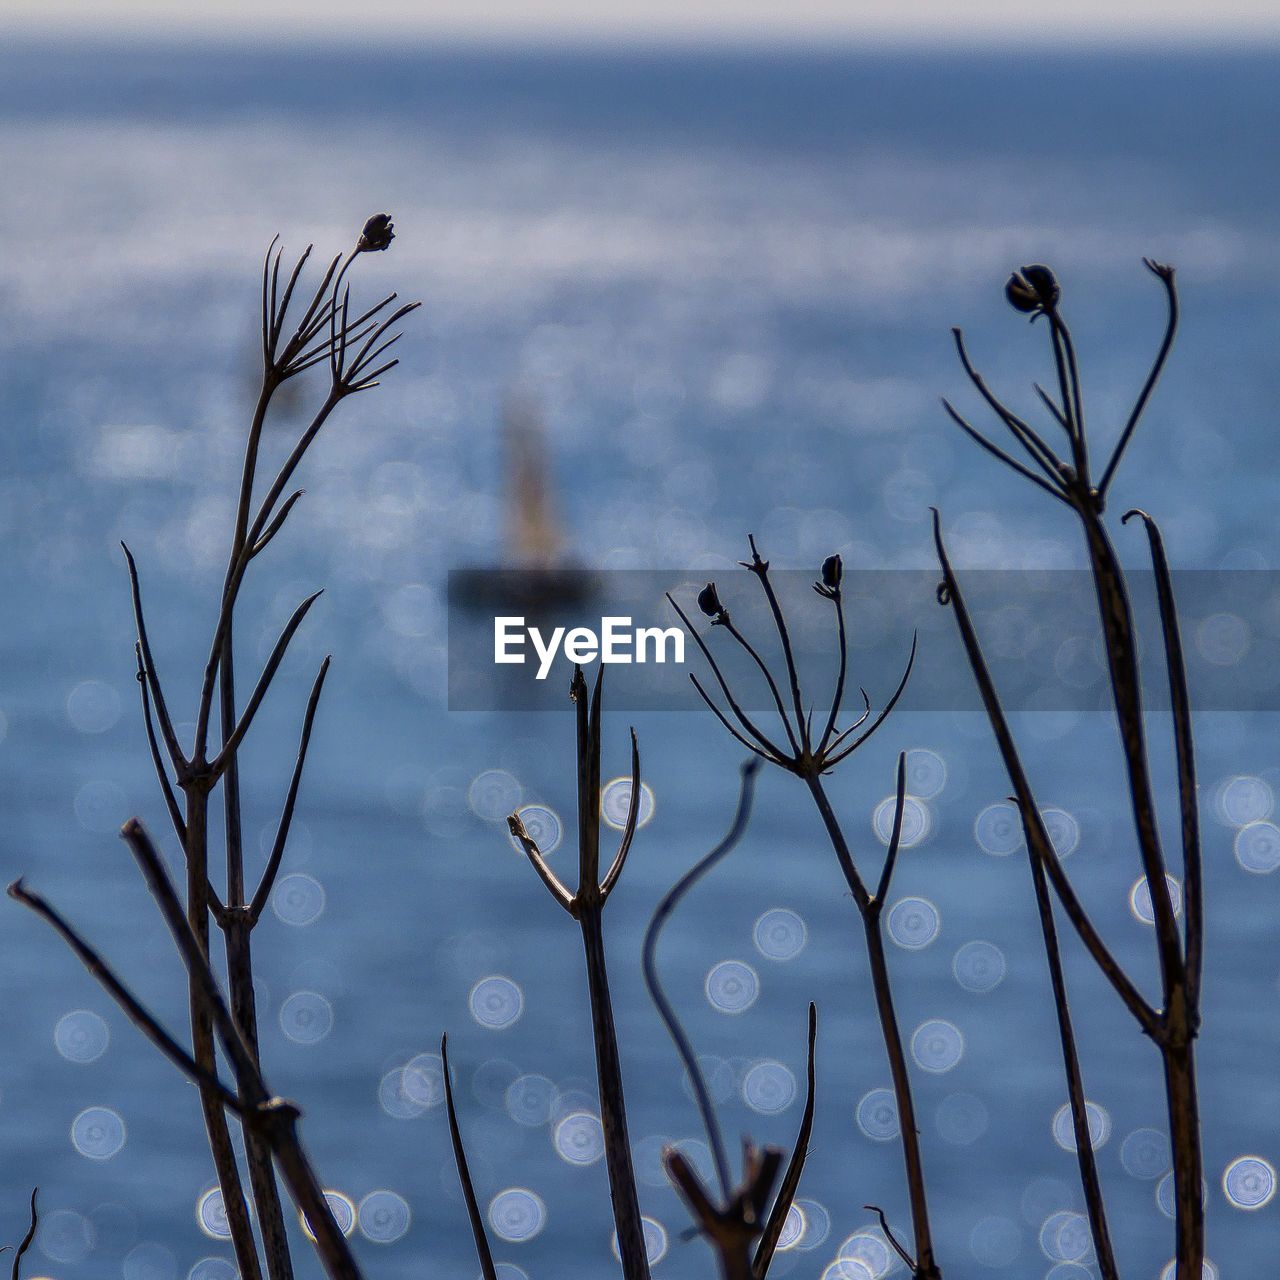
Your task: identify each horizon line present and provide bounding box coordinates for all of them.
[2,18,1280,55]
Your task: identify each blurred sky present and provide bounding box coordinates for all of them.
[1,0,1279,45]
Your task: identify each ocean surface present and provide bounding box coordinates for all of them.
[0,40,1278,1280]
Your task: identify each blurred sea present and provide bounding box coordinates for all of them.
[0,40,1278,1280]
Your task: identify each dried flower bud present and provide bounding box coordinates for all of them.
[357,213,395,253]
[821,554,843,591]
[1005,263,1059,314]
[697,582,724,619]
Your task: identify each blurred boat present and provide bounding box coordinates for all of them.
[451,393,599,613]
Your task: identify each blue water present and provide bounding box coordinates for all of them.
[1,40,1278,1280]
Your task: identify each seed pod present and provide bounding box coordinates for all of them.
[1005,272,1039,313]
[357,213,395,253]
[1005,263,1059,313]
[697,582,724,619]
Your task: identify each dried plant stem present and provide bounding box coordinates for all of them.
[1077,507,1203,1277]
[642,759,812,1280]
[941,262,1203,1278]
[441,1034,498,1280]
[10,820,364,1280]
[752,1003,817,1280]
[673,551,934,1277]
[579,905,649,1277]
[643,761,763,1201]
[506,667,649,1280]
[126,819,360,1280]
[226,902,293,1280]
[8,1188,37,1280]
[214,442,294,1280]
[91,224,414,1280]
[184,787,263,1280]
[805,770,938,1280]
[1023,833,1118,1280]
[934,509,1201,1278]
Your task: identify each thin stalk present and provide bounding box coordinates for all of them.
[1075,511,1184,995]
[752,1003,818,1280]
[1164,1039,1204,1280]
[862,917,936,1280]
[10,1188,37,1280]
[1124,510,1203,1006]
[932,513,1158,1032]
[644,762,763,1201]
[442,1034,498,1280]
[122,820,361,1280]
[183,788,263,1280]
[226,903,294,1280]
[580,907,650,1280]
[216,487,294,1280]
[1076,510,1202,1277]
[1023,831,1119,1280]
[6,881,240,1112]
[805,775,937,1280]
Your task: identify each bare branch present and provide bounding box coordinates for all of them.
[120,821,363,1280]
[1019,798,1119,1280]
[823,632,917,769]
[211,591,324,777]
[7,880,242,1113]
[10,1188,37,1280]
[752,1004,817,1279]
[1077,511,1184,1001]
[720,616,802,758]
[687,675,783,766]
[286,253,345,355]
[261,235,281,364]
[249,657,332,924]
[121,543,186,773]
[574,665,603,894]
[932,510,1160,1034]
[251,490,305,560]
[743,537,809,750]
[267,244,284,365]
[345,303,420,380]
[1100,261,1178,498]
[643,759,761,1201]
[873,753,908,909]
[817,589,847,753]
[120,820,263,1087]
[271,244,314,352]
[667,593,790,761]
[441,1034,498,1280]
[507,814,575,913]
[1048,314,1089,481]
[1032,381,1072,432]
[134,643,186,844]
[864,1206,916,1275]
[600,729,641,900]
[1124,508,1201,1009]
[952,328,1065,480]
[940,398,1069,503]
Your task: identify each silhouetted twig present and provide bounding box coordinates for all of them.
[14,217,415,1280]
[752,1003,817,1280]
[4,1188,38,1280]
[441,1034,498,1280]
[505,665,650,1280]
[672,557,938,1279]
[641,758,817,1280]
[937,260,1202,1277]
[11,821,363,1280]
[641,759,762,1198]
